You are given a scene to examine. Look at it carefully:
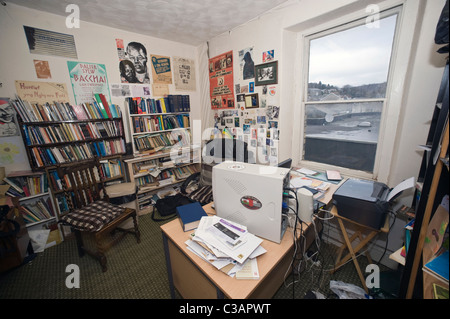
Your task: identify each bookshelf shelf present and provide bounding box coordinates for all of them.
[125,147,200,215]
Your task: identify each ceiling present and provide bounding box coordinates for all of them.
[6,0,292,45]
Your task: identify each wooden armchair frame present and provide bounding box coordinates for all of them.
[55,158,140,272]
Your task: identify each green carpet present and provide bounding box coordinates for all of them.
[0,213,393,299]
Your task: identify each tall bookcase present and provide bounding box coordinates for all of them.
[12,97,127,171]
[124,96,200,215]
[399,61,449,298]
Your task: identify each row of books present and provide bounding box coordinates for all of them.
[98,159,123,180]
[30,138,126,168]
[132,114,190,134]
[23,120,123,146]
[136,164,198,191]
[132,158,159,174]
[133,129,191,153]
[20,197,55,224]
[12,95,122,123]
[3,172,49,197]
[127,95,191,115]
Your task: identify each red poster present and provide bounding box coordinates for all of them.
[209,51,234,109]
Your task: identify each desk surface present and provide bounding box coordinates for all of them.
[161,202,310,299]
[160,180,339,299]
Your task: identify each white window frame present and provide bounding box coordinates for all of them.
[296,4,405,181]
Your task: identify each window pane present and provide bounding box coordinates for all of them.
[303,13,398,172]
[304,101,383,171]
[307,14,397,101]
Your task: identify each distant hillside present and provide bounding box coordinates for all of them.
[308,82,387,100]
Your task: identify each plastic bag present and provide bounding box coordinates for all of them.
[330,280,371,299]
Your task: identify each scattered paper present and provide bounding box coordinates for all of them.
[187,216,265,277]
[387,177,415,202]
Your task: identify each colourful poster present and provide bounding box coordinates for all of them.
[209,51,234,110]
[151,54,172,84]
[67,61,111,105]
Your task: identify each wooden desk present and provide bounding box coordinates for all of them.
[329,205,390,293]
[161,202,318,299]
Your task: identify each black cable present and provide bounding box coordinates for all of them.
[284,187,300,298]
[376,209,397,266]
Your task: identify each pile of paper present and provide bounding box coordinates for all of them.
[185,215,266,278]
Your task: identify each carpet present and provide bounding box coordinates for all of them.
[0,213,392,299]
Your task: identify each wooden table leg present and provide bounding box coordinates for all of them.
[333,218,371,293]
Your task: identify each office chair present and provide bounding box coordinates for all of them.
[180,138,255,205]
[54,158,140,272]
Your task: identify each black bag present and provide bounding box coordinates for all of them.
[151,193,194,221]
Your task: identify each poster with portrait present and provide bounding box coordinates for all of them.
[209,50,234,110]
[67,61,111,105]
[116,39,150,84]
[151,54,173,84]
[173,56,196,91]
[0,98,19,137]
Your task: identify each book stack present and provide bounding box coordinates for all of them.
[185,215,265,279]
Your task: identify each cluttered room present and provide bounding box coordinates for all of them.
[0,0,448,303]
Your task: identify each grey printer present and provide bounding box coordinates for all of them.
[332,178,391,230]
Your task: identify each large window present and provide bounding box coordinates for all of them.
[302,10,399,173]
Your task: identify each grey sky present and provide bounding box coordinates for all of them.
[308,14,398,88]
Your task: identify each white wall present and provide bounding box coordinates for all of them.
[208,0,447,186]
[0,3,201,174]
[207,0,447,267]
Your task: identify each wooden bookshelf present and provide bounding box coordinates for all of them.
[11,95,127,171]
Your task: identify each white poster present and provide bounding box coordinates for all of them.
[173,56,196,91]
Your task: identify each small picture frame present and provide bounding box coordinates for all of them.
[245,93,259,109]
[255,61,278,86]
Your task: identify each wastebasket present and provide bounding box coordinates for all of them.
[105,182,137,229]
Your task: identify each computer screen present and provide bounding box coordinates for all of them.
[277,158,292,169]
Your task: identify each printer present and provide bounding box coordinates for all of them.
[332,178,391,230]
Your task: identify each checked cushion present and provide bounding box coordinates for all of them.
[60,200,125,232]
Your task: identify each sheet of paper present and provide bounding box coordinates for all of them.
[387,177,415,201]
[290,177,312,188]
[194,216,262,264]
[296,168,317,175]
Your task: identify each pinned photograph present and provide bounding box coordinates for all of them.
[255,61,278,86]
